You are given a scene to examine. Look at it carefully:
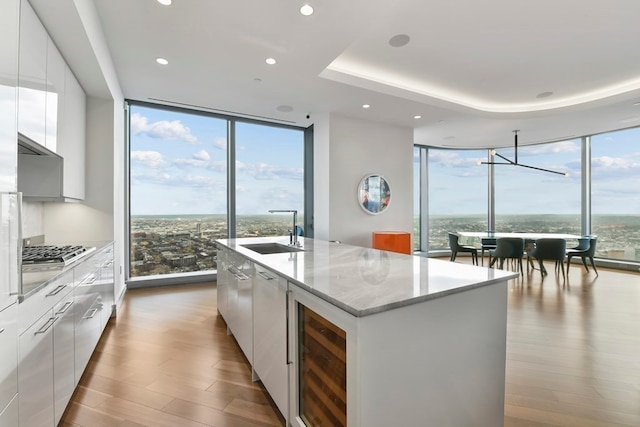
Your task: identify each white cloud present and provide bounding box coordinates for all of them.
[592,156,640,174]
[193,150,210,161]
[212,137,226,150]
[130,113,197,143]
[519,140,580,156]
[131,151,167,168]
[235,161,303,180]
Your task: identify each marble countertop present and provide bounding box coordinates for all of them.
[20,240,113,301]
[216,237,518,317]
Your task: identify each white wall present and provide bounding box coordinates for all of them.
[314,114,414,248]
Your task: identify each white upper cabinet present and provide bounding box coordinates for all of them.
[45,37,64,154]
[58,64,85,200]
[0,0,20,192]
[17,0,47,147]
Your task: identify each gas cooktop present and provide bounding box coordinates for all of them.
[22,245,96,270]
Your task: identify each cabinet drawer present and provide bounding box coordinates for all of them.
[0,303,18,413]
[73,253,101,286]
[18,269,73,335]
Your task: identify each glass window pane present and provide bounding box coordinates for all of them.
[129,105,227,277]
[413,146,421,251]
[494,140,581,235]
[591,128,640,261]
[428,149,488,250]
[235,122,304,238]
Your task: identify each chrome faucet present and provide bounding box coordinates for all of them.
[268,209,300,246]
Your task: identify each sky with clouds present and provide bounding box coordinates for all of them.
[418,127,640,216]
[130,105,304,215]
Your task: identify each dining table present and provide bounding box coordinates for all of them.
[456,231,582,266]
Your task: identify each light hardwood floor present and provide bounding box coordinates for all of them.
[60,260,640,427]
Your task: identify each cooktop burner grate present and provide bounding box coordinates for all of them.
[22,245,88,265]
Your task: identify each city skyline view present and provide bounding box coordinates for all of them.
[130,212,640,278]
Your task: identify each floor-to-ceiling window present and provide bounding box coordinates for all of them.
[235,122,305,238]
[127,102,309,280]
[494,139,582,234]
[427,148,488,250]
[413,146,421,251]
[416,130,640,268]
[129,104,228,278]
[591,127,640,261]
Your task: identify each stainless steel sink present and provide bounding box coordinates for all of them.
[241,242,304,255]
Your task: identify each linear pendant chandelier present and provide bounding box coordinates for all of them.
[480,130,568,176]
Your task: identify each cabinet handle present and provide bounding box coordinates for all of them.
[55,300,74,315]
[257,270,273,280]
[286,290,292,365]
[0,328,5,334]
[83,308,98,319]
[46,284,67,297]
[228,266,249,280]
[34,317,57,335]
[81,274,97,285]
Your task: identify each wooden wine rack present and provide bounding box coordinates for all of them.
[299,305,347,427]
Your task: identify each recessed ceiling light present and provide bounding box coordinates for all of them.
[266,57,277,65]
[362,104,370,109]
[157,0,172,5]
[414,115,422,119]
[156,57,168,65]
[389,34,410,48]
[536,91,553,99]
[300,4,314,16]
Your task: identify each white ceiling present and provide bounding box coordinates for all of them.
[34,0,640,148]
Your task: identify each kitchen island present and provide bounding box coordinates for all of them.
[215,237,518,427]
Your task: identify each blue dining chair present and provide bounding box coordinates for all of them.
[527,238,567,279]
[448,232,478,265]
[489,237,524,275]
[566,236,598,275]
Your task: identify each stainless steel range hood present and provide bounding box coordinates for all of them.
[17,132,67,201]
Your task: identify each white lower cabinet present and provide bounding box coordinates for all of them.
[16,243,114,426]
[53,294,75,425]
[216,247,229,319]
[0,302,18,420]
[18,287,76,427]
[18,309,56,427]
[252,268,288,420]
[73,284,101,385]
[225,251,253,364]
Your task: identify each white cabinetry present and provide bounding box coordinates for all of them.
[53,293,75,425]
[18,309,55,427]
[0,0,20,193]
[56,63,86,200]
[216,248,229,319]
[17,0,47,147]
[45,36,64,154]
[73,256,102,384]
[0,302,18,422]
[225,250,254,364]
[253,267,289,419]
[17,244,114,426]
[97,244,114,330]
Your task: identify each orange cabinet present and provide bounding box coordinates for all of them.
[372,231,411,254]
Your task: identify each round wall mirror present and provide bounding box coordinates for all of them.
[357,174,391,215]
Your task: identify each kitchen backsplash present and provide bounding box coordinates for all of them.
[22,200,44,239]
